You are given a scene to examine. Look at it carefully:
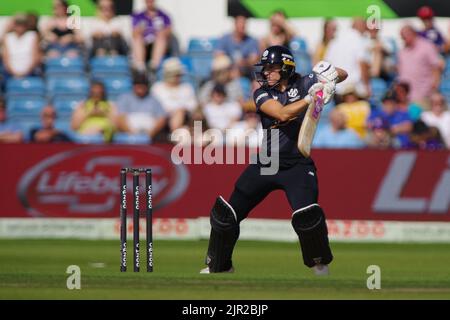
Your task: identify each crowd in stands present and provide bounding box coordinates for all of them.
[0,0,450,150]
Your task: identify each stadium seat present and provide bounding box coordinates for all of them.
[70,133,105,144]
[239,77,252,101]
[45,57,85,76]
[47,76,90,99]
[439,80,450,102]
[90,56,130,76]
[53,97,82,118]
[289,37,308,53]
[7,97,46,117]
[113,133,151,144]
[6,77,45,98]
[95,76,132,99]
[294,51,312,75]
[370,78,388,103]
[187,37,218,53]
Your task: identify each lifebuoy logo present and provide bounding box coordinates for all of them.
[17,146,189,217]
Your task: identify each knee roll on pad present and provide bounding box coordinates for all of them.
[206,196,240,272]
[291,204,333,267]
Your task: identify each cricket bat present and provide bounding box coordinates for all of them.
[297,91,324,157]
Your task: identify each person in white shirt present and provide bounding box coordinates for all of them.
[420,92,450,148]
[151,58,198,132]
[89,0,128,57]
[325,17,371,98]
[1,14,41,78]
[203,83,242,132]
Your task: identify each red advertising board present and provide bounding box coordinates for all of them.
[0,144,448,221]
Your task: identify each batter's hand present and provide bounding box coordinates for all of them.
[313,61,338,84]
[304,82,324,104]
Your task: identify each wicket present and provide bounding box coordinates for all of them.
[120,168,153,272]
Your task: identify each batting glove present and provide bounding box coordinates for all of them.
[304,82,324,104]
[313,61,338,84]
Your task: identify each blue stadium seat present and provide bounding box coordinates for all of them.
[53,97,82,118]
[294,51,312,75]
[289,37,308,53]
[90,56,130,79]
[95,76,132,98]
[47,76,90,99]
[113,133,151,144]
[239,77,252,101]
[7,97,47,120]
[370,78,388,103]
[439,80,450,102]
[45,57,85,76]
[70,133,105,144]
[189,55,214,83]
[6,77,45,98]
[187,37,218,53]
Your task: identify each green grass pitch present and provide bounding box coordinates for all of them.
[0,240,449,299]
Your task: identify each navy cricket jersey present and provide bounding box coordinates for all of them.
[253,72,318,164]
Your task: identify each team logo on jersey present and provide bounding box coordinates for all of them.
[287,88,298,98]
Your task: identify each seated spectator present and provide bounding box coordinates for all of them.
[398,25,443,107]
[225,112,262,147]
[365,117,398,149]
[313,109,365,148]
[132,0,174,73]
[89,0,128,57]
[198,55,244,107]
[393,81,423,121]
[313,18,337,65]
[71,81,118,142]
[367,25,396,81]
[260,10,296,52]
[409,120,445,150]
[325,17,371,98]
[1,14,41,78]
[151,58,197,132]
[367,93,413,148]
[30,105,71,143]
[215,15,259,79]
[0,97,23,143]
[336,84,371,139]
[116,73,167,141]
[203,84,242,132]
[41,0,83,58]
[420,92,450,148]
[416,6,445,53]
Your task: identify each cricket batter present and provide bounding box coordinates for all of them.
[201,45,347,275]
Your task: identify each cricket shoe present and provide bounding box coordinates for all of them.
[199,266,235,274]
[312,264,329,276]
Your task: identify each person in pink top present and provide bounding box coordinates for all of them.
[397,25,443,108]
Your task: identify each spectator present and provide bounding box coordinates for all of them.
[41,0,84,58]
[30,105,71,143]
[313,18,337,65]
[325,17,371,98]
[199,55,244,107]
[260,10,296,52]
[365,116,398,149]
[367,25,395,81]
[132,0,174,73]
[116,73,167,141]
[409,120,445,150]
[89,0,128,57]
[313,109,365,148]
[203,84,242,132]
[416,6,445,52]
[215,15,259,79]
[398,25,443,107]
[226,112,262,147]
[1,14,41,78]
[0,98,23,143]
[151,58,197,132]
[71,81,118,142]
[335,84,371,139]
[420,92,450,148]
[392,81,423,121]
[367,92,413,148]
